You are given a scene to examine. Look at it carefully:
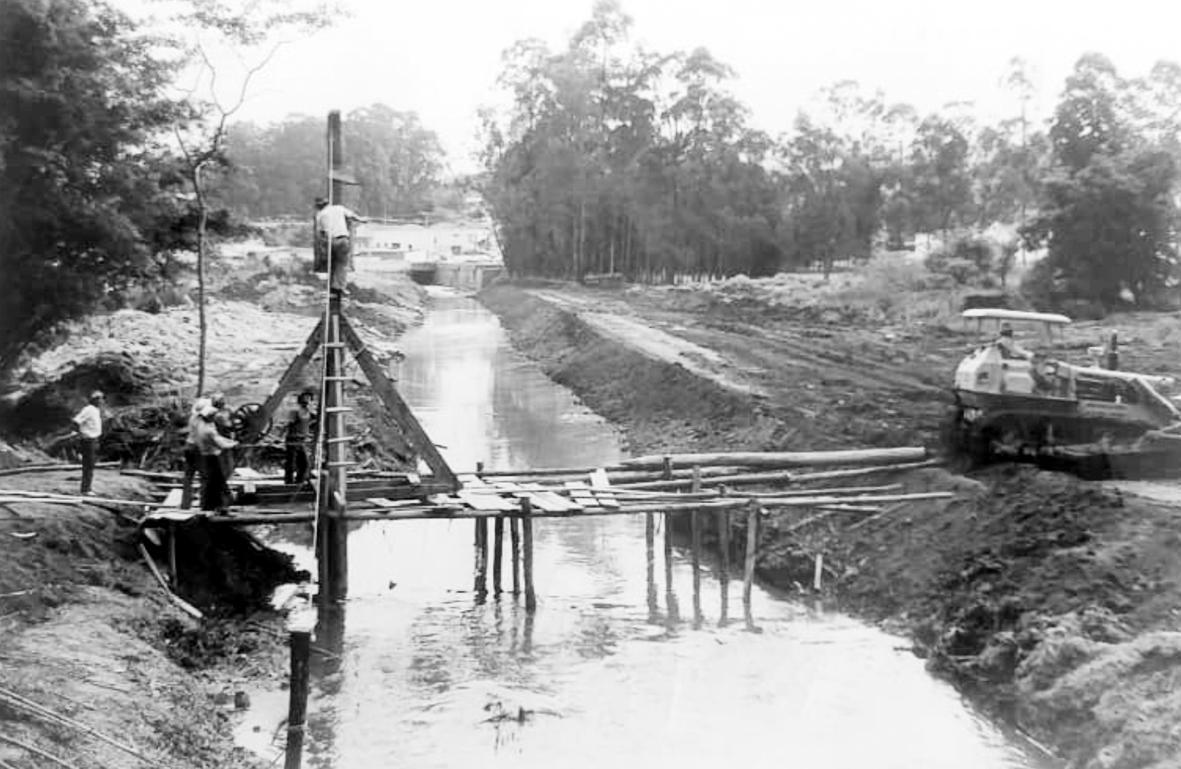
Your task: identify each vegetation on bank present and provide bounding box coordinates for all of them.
[479,1,1181,315]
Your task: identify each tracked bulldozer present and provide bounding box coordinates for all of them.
[945,309,1181,477]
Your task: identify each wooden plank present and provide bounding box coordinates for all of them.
[458,473,488,488]
[531,490,581,512]
[456,490,516,512]
[588,469,618,508]
[160,489,184,509]
[563,481,600,508]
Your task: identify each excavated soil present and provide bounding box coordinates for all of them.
[480,281,1181,769]
[0,251,426,767]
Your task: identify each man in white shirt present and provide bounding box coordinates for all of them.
[71,390,104,495]
[314,196,367,296]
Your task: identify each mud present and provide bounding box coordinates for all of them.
[480,281,1181,769]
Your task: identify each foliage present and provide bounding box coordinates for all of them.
[0,0,184,373]
[216,105,445,219]
[1023,54,1180,310]
[482,1,783,281]
[924,236,1011,288]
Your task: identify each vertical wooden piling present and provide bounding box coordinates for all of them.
[283,627,312,769]
[661,456,678,622]
[474,517,488,601]
[521,497,536,613]
[813,552,824,592]
[717,485,731,627]
[318,300,348,603]
[510,517,521,595]
[645,512,658,621]
[493,516,504,595]
[167,522,179,591]
[743,501,759,632]
[690,466,703,629]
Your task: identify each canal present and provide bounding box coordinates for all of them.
[239,288,1056,769]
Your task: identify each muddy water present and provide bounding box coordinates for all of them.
[240,289,1055,769]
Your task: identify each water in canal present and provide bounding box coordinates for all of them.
[240,288,1056,769]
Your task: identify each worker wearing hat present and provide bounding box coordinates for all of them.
[71,390,105,496]
[179,397,211,509]
[194,403,238,513]
[313,196,367,297]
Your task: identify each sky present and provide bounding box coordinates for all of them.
[129,0,1181,175]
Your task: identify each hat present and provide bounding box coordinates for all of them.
[89,390,105,402]
[199,405,218,418]
[191,397,212,415]
[314,196,328,208]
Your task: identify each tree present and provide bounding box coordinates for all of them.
[168,0,331,395]
[1023,54,1178,308]
[910,114,973,233]
[347,104,444,217]
[0,0,183,373]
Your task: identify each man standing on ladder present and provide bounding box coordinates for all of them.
[314,196,367,298]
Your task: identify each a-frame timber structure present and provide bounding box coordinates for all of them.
[247,110,458,603]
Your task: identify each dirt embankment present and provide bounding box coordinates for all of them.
[0,252,428,767]
[479,282,1181,769]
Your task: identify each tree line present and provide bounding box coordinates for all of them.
[480,1,1181,307]
[0,0,445,378]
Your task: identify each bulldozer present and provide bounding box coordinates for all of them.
[945,309,1181,477]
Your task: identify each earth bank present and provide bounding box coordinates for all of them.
[0,250,427,768]
[478,281,1181,769]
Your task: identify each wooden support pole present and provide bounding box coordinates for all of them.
[717,485,730,627]
[663,456,678,624]
[510,517,521,595]
[318,302,348,603]
[645,512,658,622]
[521,497,536,612]
[474,517,488,601]
[690,466,702,629]
[167,522,179,591]
[492,516,504,595]
[743,501,759,632]
[283,629,312,769]
[813,552,824,592]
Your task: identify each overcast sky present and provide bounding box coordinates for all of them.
[136,0,1181,174]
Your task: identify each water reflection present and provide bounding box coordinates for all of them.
[250,289,1054,769]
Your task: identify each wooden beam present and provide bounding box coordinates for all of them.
[339,314,457,490]
[254,318,324,444]
[622,447,928,470]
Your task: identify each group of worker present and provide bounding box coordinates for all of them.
[178,390,318,512]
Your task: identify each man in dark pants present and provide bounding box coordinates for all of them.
[284,390,315,485]
[179,397,210,509]
[71,390,104,496]
[194,404,238,513]
[314,196,366,296]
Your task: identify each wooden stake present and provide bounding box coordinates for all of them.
[474,518,488,601]
[645,512,657,621]
[284,629,311,769]
[167,522,179,591]
[492,515,504,595]
[690,466,702,629]
[743,501,759,632]
[717,486,730,627]
[663,514,678,624]
[521,497,536,613]
[510,516,521,595]
[813,552,824,592]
